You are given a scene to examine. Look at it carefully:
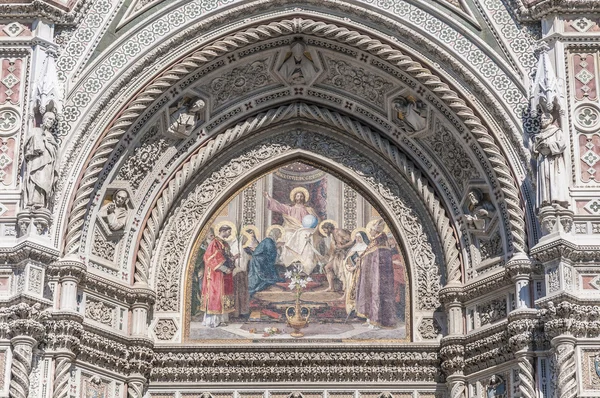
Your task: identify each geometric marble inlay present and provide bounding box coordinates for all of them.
[1,73,18,89]
[585,198,600,214]
[572,17,594,33]
[582,150,600,167]
[576,68,595,85]
[2,22,24,37]
[0,153,11,170]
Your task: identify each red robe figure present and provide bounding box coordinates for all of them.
[200,224,239,328]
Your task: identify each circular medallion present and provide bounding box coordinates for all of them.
[0,109,20,134]
[575,104,600,132]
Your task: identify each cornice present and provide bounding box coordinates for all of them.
[0,240,60,265]
[78,324,154,376]
[45,311,84,352]
[151,345,441,383]
[0,0,91,25]
[464,323,511,374]
[539,297,600,339]
[82,273,156,306]
[530,238,600,263]
[47,258,87,281]
[511,0,600,21]
[439,268,512,304]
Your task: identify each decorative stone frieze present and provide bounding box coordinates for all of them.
[151,347,440,383]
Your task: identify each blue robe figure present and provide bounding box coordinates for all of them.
[248,230,284,296]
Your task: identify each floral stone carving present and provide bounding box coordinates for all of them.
[154,319,177,340]
[418,318,442,339]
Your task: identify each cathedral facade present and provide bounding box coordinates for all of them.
[0,0,598,397]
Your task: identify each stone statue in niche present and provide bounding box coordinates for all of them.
[278,41,318,85]
[486,375,506,398]
[24,112,59,210]
[99,189,130,232]
[23,54,62,211]
[167,97,205,137]
[392,94,427,134]
[529,43,569,210]
[532,111,569,208]
[464,188,495,231]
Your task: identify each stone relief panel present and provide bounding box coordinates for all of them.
[91,226,116,262]
[547,265,560,294]
[464,188,496,234]
[276,41,320,85]
[154,319,178,341]
[417,317,442,340]
[90,185,135,271]
[202,58,276,110]
[391,93,430,136]
[476,296,507,328]
[581,349,600,392]
[420,122,480,193]
[84,298,115,327]
[479,232,503,262]
[116,126,174,190]
[320,56,394,109]
[165,97,206,139]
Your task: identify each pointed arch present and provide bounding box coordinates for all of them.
[149,124,446,340]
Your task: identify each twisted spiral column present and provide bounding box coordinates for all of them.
[52,353,73,398]
[127,378,145,398]
[517,354,536,398]
[447,375,466,398]
[9,336,35,398]
[553,337,577,398]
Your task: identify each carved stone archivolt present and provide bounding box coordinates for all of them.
[61,18,526,267]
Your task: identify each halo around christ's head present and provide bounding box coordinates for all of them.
[289,186,310,202]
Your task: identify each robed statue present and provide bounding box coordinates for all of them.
[24,112,59,209]
[532,111,568,207]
